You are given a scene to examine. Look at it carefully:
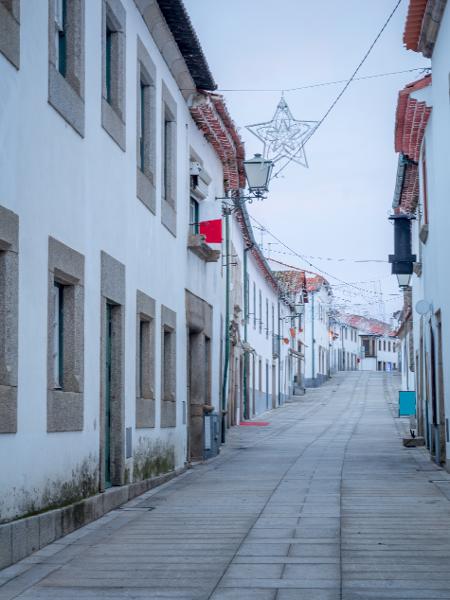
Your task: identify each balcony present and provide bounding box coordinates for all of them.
[188,233,220,262]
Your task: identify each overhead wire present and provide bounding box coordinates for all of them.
[249,215,401,309]
[215,67,430,93]
[272,0,406,179]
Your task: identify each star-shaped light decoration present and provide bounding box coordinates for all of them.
[246,96,317,169]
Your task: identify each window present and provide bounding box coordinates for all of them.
[388,341,391,352]
[259,358,262,392]
[48,0,85,135]
[259,290,262,334]
[362,337,375,358]
[383,340,386,351]
[265,298,269,338]
[245,274,249,325]
[189,197,199,235]
[55,0,67,76]
[422,143,429,225]
[47,237,84,432]
[136,291,155,428]
[161,305,176,427]
[161,84,177,235]
[0,0,20,69]
[51,282,64,389]
[271,303,275,335]
[138,68,156,202]
[253,282,256,329]
[0,205,19,434]
[101,0,126,149]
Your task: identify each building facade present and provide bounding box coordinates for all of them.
[392,0,450,467]
[303,275,332,387]
[0,0,231,525]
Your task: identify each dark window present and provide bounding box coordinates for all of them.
[189,197,199,235]
[105,26,113,105]
[52,282,65,389]
[55,0,67,76]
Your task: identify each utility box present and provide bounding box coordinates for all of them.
[399,390,416,416]
[203,412,220,460]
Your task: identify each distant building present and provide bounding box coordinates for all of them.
[303,275,332,387]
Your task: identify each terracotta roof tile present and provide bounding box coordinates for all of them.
[394,75,432,162]
[403,0,428,51]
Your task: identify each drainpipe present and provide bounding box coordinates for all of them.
[278,299,281,406]
[311,292,315,381]
[243,244,252,420]
[221,207,231,444]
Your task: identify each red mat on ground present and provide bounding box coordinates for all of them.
[239,421,270,426]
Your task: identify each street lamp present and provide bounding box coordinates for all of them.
[388,213,416,290]
[243,153,273,198]
[396,273,412,288]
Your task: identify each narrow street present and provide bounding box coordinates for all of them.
[1,372,450,600]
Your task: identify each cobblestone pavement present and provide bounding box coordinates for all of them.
[2,372,450,600]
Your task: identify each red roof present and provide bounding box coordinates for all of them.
[403,0,428,51]
[275,270,308,303]
[306,274,328,293]
[190,92,245,192]
[395,75,432,162]
[339,314,396,337]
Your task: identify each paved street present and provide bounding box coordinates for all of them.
[2,372,450,600]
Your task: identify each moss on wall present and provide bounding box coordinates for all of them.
[133,438,175,482]
[0,456,98,523]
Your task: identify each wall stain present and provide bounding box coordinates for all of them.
[0,456,98,524]
[133,438,175,482]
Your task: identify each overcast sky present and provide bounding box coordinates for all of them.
[184,0,429,322]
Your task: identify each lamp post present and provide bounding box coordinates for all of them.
[220,154,274,442]
[243,154,273,199]
[388,213,416,289]
[396,273,412,289]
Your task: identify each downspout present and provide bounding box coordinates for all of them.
[221,208,231,444]
[311,292,315,381]
[278,299,281,406]
[243,244,252,420]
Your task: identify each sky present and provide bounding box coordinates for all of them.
[184,0,429,323]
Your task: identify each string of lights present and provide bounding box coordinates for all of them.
[266,246,389,264]
[272,0,406,179]
[250,215,387,295]
[215,67,430,93]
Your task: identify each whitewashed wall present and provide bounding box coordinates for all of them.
[0,0,223,521]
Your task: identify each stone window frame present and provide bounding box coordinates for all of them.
[161,83,177,236]
[160,305,176,428]
[47,237,84,433]
[0,205,19,434]
[0,0,20,69]
[136,37,156,213]
[136,290,155,429]
[48,0,85,137]
[100,251,125,488]
[101,0,126,151]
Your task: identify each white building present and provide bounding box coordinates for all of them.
[303,274,332,387]
[223,208,294,426]
[392,0,450,466]
[0,0,233,533]
[330,316,361,373]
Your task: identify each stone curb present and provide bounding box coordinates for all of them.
[0,467,186,570]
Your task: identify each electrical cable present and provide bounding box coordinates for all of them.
[272,0,406,179]
[215,67,430,93]
[249,215,397,303]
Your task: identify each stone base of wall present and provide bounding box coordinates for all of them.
[0,467,186,570]
[305,374,328,388]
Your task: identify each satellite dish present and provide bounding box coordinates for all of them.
[415,300,431,315]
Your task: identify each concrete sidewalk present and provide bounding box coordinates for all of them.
[1,372,450,599]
